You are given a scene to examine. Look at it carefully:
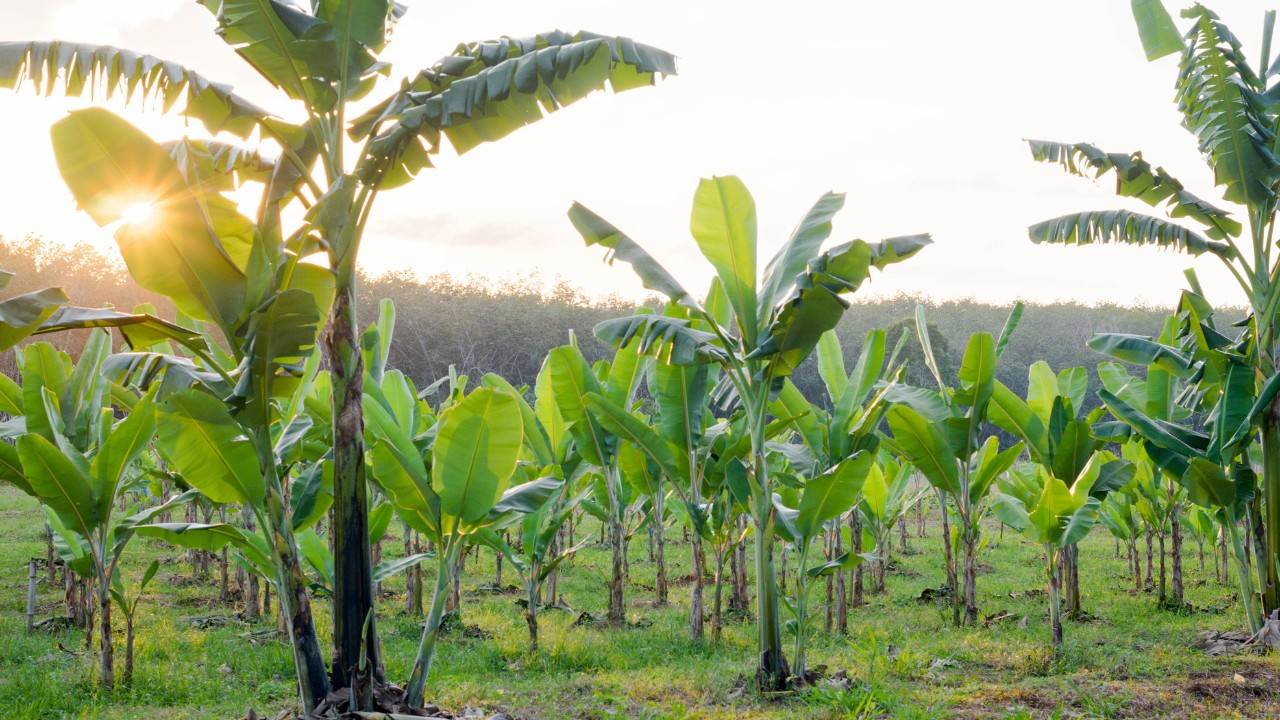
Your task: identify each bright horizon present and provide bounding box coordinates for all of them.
[1,0,1273,309]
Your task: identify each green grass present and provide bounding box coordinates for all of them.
[1,485,1276,719]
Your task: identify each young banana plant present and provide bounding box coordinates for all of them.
[995,461,1109,654]
[108,559,161,686]
[364,378,560,706]
[1098,486,1145,593]
[883,303,1024,626]
[1,336,181,689]
[771,452,874,678]
[857,457,929,595]
[571,175,930,689]
[476,476,590,651]
[546,339,647,624]
[769,327,904,634]
[990,363,1135,653]
[989,361,1134,619]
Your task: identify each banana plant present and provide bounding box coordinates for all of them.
[1098,487,1145,593]
[2,5,676,694]
[108,559,160,686]
[547,339,647,624]
[0,336,177,689]
[883,303,1024,626]
[1027,0,1280,618]
[772,452,873,678]
[571,175,930,689]
[768,327,904,628]
[646,306,717,634]
[995,458,1119,654]
[480,358,581,606]
[986,360,1134,622]
[857,457,928,595]
[1088,291,1267,630]
[28,98,341,708]
[364,380,562,705]
[477,476,590,650]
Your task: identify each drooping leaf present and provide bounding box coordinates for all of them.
[0,288,68,351]
[1029,209,1231,258]
[356,31,676,186]
[0,40,273,138]
[593,314,726,365]
[1027,139,1237,237]
[569,203,695,310]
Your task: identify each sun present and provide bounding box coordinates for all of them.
[120,201,155,226]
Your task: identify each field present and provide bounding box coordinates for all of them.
[3,486,1274,720]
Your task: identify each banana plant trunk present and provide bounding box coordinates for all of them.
[406,542,459,708]
[835,523,847,634]
[654,490,668,606]
[939,492,956,608]
[605,467,626,624]
[711,547,725,642]
[1261,411,1280,617]
[264,482,330,713]
[851,511,864,607]
[752,442,790,691]
[791,544,811,679]
[326,276,382,692]
[690,530,705,639]
[123,612,135,686]
[525,573,539,651]
[962,527,978,626]
[1047,546,1063,653]
[97,572,113,689]
[1171,506,1184,608]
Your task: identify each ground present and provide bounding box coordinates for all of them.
[1,485,1276,719]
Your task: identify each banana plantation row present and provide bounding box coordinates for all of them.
[0,0,1278,716]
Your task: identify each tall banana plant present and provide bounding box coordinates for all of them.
[1090,292,1266,630]
[2,4,675,693]
[1027,0,1280,618]
[571,177,930,688]
[883,304,1024,626]
[26,97,339,709]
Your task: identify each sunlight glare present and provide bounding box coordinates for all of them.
[120,201,155,227]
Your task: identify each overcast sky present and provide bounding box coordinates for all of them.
[1,0,1274,308]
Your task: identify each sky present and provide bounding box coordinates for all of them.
[0,0,1274,308]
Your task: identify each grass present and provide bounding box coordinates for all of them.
[1,484,1276,719]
